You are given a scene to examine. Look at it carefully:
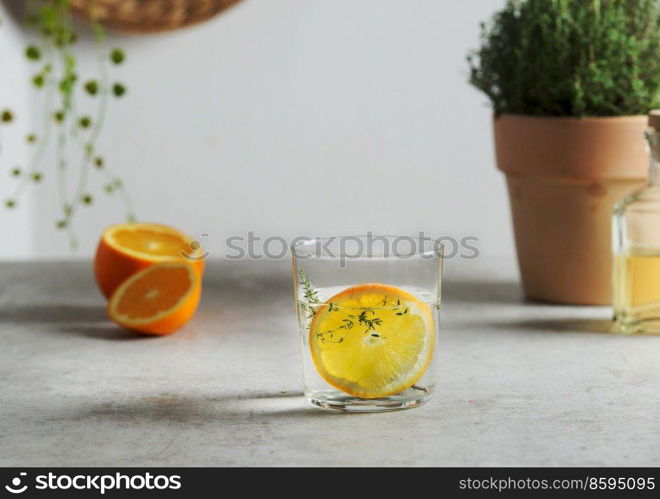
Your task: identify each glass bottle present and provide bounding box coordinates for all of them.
[613,110,660,333]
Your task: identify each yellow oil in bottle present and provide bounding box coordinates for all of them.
[613,248,660,333]
[612,111,660,334]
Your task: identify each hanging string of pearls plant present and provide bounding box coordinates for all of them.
[1,0,134,249]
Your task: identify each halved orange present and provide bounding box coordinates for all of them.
[94,223,205,299]
[309,283,435,399]
[108,262,201,335]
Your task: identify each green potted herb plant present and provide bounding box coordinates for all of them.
[469,0,660,304]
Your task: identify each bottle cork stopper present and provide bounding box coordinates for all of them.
[650,110,660,130]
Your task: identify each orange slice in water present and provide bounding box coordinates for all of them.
[309,283,435,399]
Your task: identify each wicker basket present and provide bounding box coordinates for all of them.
[70,0,244,34]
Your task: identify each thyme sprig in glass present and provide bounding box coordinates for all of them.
[1,0,134,249]
[299,269,409,343]
[298,268,320,319]
[315,296,409,345]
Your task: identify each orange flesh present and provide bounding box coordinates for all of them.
[112,229,189,258]
[116,266,192,320]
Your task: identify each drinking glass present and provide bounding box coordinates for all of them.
[291,235,442,412]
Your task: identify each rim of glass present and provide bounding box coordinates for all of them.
[290,234,443,259]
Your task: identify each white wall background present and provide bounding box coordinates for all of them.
[1,1,32,257]
[1,0,512,261]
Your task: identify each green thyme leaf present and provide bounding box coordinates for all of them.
[110,48,125,65]
[32,74,45,88]
[112,83,126,97]
[25,45,41,61]
[84,80,98,96]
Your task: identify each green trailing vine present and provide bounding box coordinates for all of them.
[1,0,135,249]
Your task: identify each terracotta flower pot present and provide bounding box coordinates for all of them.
[494,114,649,305]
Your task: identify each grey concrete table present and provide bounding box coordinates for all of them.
[1,258,658,467]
